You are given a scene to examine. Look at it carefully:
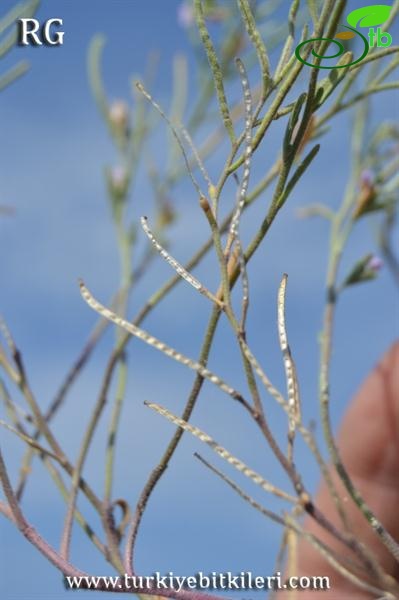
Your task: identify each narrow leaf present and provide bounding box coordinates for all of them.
[237,0,271,99]
[194,0,235,143]
[280,144,320,207]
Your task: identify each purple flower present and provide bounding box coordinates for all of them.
[360,169,375,187]
[367,255,383,272]
[177,2,194,28]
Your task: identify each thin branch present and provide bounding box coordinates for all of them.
[136,81,202,195]
[180,125,213,190]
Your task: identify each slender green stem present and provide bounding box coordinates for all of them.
[319,104,399,562]
[123,304,222,573]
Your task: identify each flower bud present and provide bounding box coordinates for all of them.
[353,169,377,219]
[343,253,383,288]
[157,202,175,228]
[109,165,128,198]
[109,100,129,135]
[367,255,383,273]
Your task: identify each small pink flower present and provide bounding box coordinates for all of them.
[367,255,383,272]
[360,169,375,187]
[109,100,129,130]
[177,2,194,28]
[110,166,128,195]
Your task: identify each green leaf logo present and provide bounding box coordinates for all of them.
[346,4,391,28]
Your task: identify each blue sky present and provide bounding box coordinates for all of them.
[0,1,398,599]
